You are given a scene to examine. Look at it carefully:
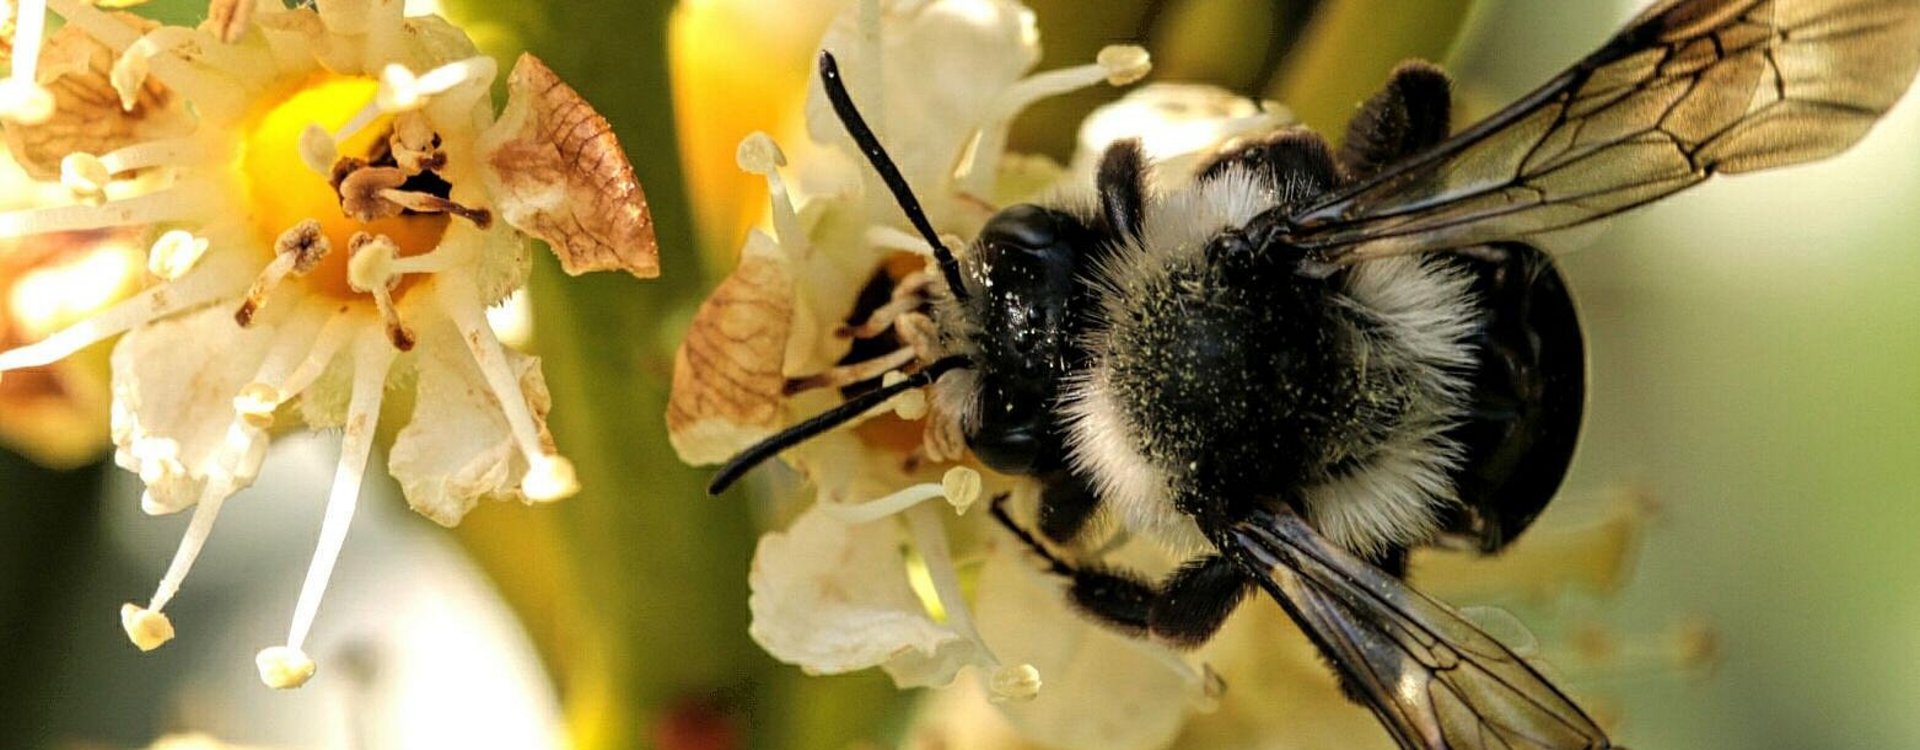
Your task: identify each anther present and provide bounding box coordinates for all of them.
[255,646,316,689]
[884,369,929,420]
[737,132,803,252]
[941,466,982,515]
[522,454,579,503]
[347,233,414,351]
[389,113,444,175]
[989,663,1043,703]
[375,59,493,113]
[298,125,338,176]
[148,230,210,280]
[233,382,282,428]
[337,165,409,222]
[119,603,175,652]
[61,153,111,201]
[238,220,331,327]
[110,44,153,112]
[1097,45,1153,85]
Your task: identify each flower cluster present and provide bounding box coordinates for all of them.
[0,0,656,688]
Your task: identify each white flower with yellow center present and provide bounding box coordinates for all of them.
[0,0,658,688]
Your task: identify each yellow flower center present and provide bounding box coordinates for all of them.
[240,75,448,300]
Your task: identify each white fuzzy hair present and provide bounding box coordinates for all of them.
[1061,167,1484,556]
[1304,255,1480,555]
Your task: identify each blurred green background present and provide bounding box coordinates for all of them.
[2,0,1918,748]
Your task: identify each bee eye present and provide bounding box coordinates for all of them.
[981,204,1060,254]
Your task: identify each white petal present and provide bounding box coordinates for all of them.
[747,504,975,682]
[110,304,278,513]
[1071,83,1289,186]
[804,0,1039,192]
[388,318,550,526]
[974,543,1195,750]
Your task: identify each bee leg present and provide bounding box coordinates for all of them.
[989,494,1153,634]
[1096,139,1148,241]
[1196,129,1339,208]
[1038,471,1101,543]
[990,495,1250,646]
[1338,60,1453,181]
[1148,555,1252,648]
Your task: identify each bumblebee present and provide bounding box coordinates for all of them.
[712,1,1920,746]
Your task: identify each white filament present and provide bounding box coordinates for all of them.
[0,254,241,372]
[283,330,397,651]
[440,279,547,463]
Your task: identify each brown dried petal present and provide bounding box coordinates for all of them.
[479,54,659,279]
[3,16,193,179]
[667,233,792,465]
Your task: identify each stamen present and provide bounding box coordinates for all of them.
[439,278,576,501]
[903,503,1041,702]
[375,58,496,113]
[238,220,331,327]
[816,467,981,524]
[940,466,981,515]
[45,0,249,120]
[255,646,317,690]
[820,484,943,525]
[882,369,929,420]
[139,491,227,618]
[784,348,917,395]
[0,253,242,373]
[375,188,492,227]
[737,132,804,253]
[331,100,383,146]
[97,137,204,174]
[264,329,398,688]
[989,664,1043,704]
[346,233,413,350]
[838,273,931,338]
[522,455,579,504]
[147,230,209,280]
[110,36,157,112]
[389,112,443,174]
[60,153,111,201]
[244,312,354,418]
[298,125,338,176]
[231,305,332,428]
[119,603,175,652]
[961,44,1151,195]
[335,165,407,221]
[0,186,219,236]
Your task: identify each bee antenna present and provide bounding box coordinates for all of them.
[817,50,971,302]
[707,356,971,495]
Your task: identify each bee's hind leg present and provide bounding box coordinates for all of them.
[989,495,1251,647]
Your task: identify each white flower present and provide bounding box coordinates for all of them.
[0,0,657,687]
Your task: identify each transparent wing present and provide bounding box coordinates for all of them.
[1227,507,1610,750]
[1286,0,1920,261]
